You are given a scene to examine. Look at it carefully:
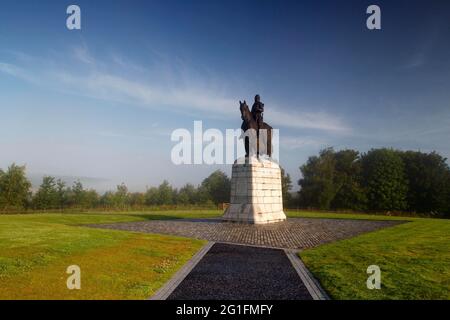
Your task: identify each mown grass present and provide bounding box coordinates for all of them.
[287,210,450,300]
[0,210,220,299]
[1,209,448,299]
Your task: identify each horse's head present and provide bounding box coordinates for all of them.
[239,100,252,122]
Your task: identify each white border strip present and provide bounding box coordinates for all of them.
[149,241,215,300]
[285,250,330,300]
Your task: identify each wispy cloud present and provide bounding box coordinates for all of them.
[72,44,95,65]
[402,22,440,70]
[0,45,350,133]
[268,108,349,133]
[403,53,426,70]
[98,126,172,140]
[110,53,147,73]
[280,136,328,150]
[0,62,35,82]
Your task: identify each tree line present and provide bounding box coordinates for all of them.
[0,166,233,211]
[2,147,449,217]
[297,148,450,217]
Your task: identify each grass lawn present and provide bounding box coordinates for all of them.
[287,211,450,300]
[0,210,220,300]
[1,209,448,300]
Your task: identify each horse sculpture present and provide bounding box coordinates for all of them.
[239,100,273,158]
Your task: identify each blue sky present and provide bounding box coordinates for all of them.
[1,0,450,191]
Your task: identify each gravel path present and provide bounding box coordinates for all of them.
[167,243,313,300]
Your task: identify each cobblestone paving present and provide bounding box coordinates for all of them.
[90,217,404,250]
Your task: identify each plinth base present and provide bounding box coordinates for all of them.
[223,157,287,224]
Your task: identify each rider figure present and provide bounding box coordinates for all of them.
[251,94,264,129]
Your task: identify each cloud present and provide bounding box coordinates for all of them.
[402,22,440,70]
[268,108,349,132]
[403,54,426,70]
[98,126,172,140]
[280,136,328,150]
[56,69,349,132]
[0,62,35,82]
[73,44,95,65]
[0,45,351,133]
[110,53,147,73]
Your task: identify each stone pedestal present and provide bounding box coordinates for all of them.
[223,157,287,224]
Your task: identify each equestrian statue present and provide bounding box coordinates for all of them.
[239,94,273,158]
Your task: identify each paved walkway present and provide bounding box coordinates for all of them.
[167,243,313,300]
[91,217,403,250]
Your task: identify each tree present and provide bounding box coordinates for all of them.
[83,189,100,208]
[297,148,450,215]
[100,191,115,208]
[67,180,99,208]
[201,170,231,205]
[194,184,213,205]
[298,148,338,209]
[0,163,31,210]
[280,167,293,206]
[144,181,176,206]
[177,183,197,205]
[56,179,69,209]
[113,183,129,209]
[145,187,159,206]
[330,150,367,211]
[69,180,85,207]
[129,192,145,208]
[400,151,450,215]
[158,180,175,205]
[361,149,408,211]
[100,184,129,209]
[298,148,367,210]
[445,173,450,218]
[33,176,58,210]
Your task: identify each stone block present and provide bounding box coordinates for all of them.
[223,158,286,224]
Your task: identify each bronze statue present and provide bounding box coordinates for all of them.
[251,94,264,128]
[239,95,272,158]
